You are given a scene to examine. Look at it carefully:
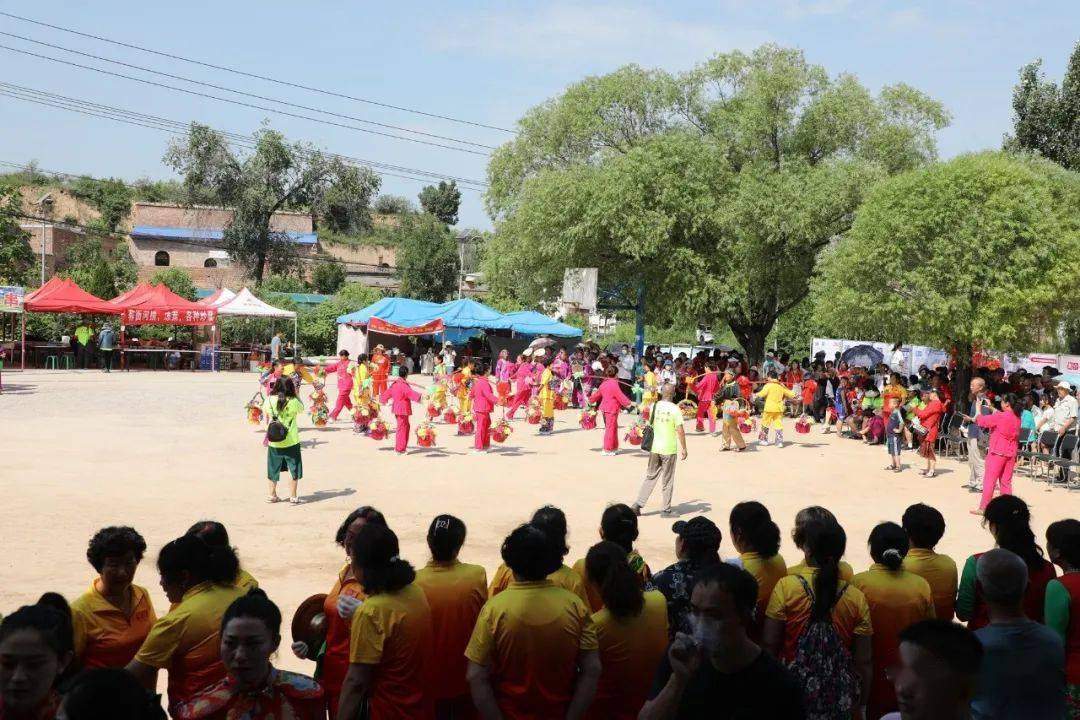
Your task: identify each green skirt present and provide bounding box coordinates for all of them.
[267,443,303,482]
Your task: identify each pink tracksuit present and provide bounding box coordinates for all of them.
[507,363,535,419]
[323,359,354,420]
[590,378,632,451]
[977,410,1021,510]
[471,375,498,450]
[694,371,719,433]
[380,377,421,453]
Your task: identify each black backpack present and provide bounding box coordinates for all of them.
[266,400,289,443]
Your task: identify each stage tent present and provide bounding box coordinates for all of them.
[204,288,296,370]
[19,277,121,369]
[336,297,513,356]
[501,310,583,338]
[197,288,237,307]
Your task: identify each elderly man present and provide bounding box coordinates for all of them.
[971,549,1065,719]
[963,378,992,493]
[1050,381,1078,434]
[632,383,687,517]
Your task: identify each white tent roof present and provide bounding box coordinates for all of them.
[198,288,237,307]
[217,288,296,318]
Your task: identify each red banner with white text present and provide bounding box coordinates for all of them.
[368,317,444,336]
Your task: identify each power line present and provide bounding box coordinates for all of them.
[0,81,488,188]
[0,43,490,156]
[0,10,516,135]
[0,30,497,152]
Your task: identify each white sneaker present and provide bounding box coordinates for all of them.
[471,449,487,455]
[775,440,784,448]
[601,450,615,456]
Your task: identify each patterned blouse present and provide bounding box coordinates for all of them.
[172,668,324,720]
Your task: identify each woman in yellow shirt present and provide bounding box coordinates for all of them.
[70,526,156,671]
[583,541,668,720]
[126,535,246,714]
[755,372,795,447]
[414,514,488,718]
[851,522,935,720]
[900,503,958,621]
[488,506,589,604]
[788,506,855,581]
[572,504,652,612]
[185,521,258,592]
[641,361,659,417]
[538,354,556,434]
[728,502,786,641]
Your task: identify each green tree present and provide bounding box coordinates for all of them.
[311,260,347,294]
[812,152,1080,398]
[1006,42,1080,171]
[298,283,382,354]
[68,176,134,231]
[59,237,136,299]
[150,267,197,300]
[484,46,948,362]
[373,194,414,215]
[395,214,459,301]
[259,274,309,294]
[165,123,381,285]
[418,180,461,225]
[0,185,34,284]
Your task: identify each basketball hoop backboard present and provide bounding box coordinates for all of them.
[561,268,597,311]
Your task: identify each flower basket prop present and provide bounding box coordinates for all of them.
[369,418,388,441]
[640,405,651,422]
[795,415,812,434]
[496,380,511,406]
[491,419,513,443]
[309,388,330,427]
[677,399,698,421]
[554,393,570,411]
[625,421,646,446]
[416,422,437,448]
[352,404,374,430]
[442,408,458,425]
[580,409,598,430]
[458,412,475,435]
[526,399,542,425]
[245,393,264,425]
[426,402,440,419]
[738,416,757,435]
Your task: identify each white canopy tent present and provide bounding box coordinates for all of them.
[197,288,237,308]
[208,288,297,370]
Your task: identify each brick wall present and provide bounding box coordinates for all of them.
[133,203,313,233]
[321,241,397,267]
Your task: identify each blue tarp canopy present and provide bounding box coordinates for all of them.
[336,297,582,337]
[132,225,318,246]
[502,310,583,338]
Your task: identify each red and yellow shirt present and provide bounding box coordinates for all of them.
[489,562,588,606]
[901,548,958,621]
[134,581,246,711]
[71,581,156,670]
[349,582,434,720]
[766,567,873,663]
[466,579,598,720]
[322,563,366,696]
[414,560,488,701]
[586,590,668,720]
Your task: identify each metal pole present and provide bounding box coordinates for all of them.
[457,238,464,299]
[40,219,46,285]
[634,283,646,358]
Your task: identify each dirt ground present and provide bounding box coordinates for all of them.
[4,369,1078,675]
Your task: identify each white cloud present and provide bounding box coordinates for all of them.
[434,3,772,71]
[778,0,855,19]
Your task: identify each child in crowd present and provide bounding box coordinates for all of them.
[886,397,905,472]
[860,409,885,444]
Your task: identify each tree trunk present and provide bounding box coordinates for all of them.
[951,341,973,415]
[254,249,266,286]
[729,322,771,367]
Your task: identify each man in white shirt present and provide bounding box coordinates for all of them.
[1050,381,1078,433]
[890,342,907,376]
[618,344,635,401]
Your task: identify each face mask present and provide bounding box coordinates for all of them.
[689,614,722,651]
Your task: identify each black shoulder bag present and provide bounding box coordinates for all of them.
[641,402,659,452]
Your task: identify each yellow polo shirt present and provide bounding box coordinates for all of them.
[415,560,488,701]
[489,562,588,605]
[234,569,258,593]
[71,582,156,670]
[589,590,668,718]
[766,568,872,663]
[571,553,652,613]
[901,548,958,621]
[788,559,855,582]
[741,552,789,615]
[466,579,598,719]
[134,581,246,710]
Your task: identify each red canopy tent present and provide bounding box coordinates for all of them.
[108,282,156,307]
[20,277,121,369]
[111,284,217,370]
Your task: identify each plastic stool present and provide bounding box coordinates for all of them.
[62,354,73,369]
[45,355,58,369]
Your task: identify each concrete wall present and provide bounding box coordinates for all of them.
[21,224,118,276]
[132,202,313,233]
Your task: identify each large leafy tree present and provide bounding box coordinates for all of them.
[165,123,380,285]
[395,214,459,301]
[310,260,347,294]
[68,176,134,231]
[150,267,197,301]
[418,180,461,225]
[59,237,137,299]
[0,186,34,284]
[1006,42,1080,171]
[812,152,1080,397]
[484,46,948,362]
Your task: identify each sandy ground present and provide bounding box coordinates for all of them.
[4,368,1079,675]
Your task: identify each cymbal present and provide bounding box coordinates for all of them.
[291,593,328,660]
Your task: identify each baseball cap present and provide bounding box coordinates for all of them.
[672,516,721,541]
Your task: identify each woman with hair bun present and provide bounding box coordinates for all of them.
[415,514,487,718]
[337,524,434,720]
[572,504,652,612]
[852,521,935,719]
[728,502,786,640]
[125,535,246,714]
[0,598,74,719]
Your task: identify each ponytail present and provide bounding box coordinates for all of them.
[352,524,416,595]
[805,521,846,623]
[984,495,1045,570]
[586,542,644,619]
[730,501,780,558]
[869,522,909,572]
[158,535,240,587]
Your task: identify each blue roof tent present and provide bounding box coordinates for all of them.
[337,297,510,330]
[132,225,318,246]
[501,310,583,338]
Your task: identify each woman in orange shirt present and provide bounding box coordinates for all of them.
[415,515,487,719]
[292,506,385,718]
[584,541,668,720]
[852,522,935,720]
[338,524,434,720]
[174,589,324,720]
[728,502,786,641]
[0,599,73,720]
[70,526,156,671]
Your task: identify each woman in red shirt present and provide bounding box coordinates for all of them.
[914,389,944,478]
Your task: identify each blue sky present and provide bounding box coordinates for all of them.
[0,1,1076,230]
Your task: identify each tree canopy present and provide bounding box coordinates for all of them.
[1006,42,1080,171]
[395,214,459,301]
[483,45,948,361]
[165,123,380,285]
[149,267,197,301]
[419,180,461,225]
[310,259,347,294]
[0,185,34,284]
[812,151,1080,361]
[61,237,137,300]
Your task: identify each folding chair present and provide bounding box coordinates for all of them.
[941,414,967,459]
[1024,430,1061,481]
[1049,430,1080,489]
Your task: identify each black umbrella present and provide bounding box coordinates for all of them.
[840,344,884,369]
